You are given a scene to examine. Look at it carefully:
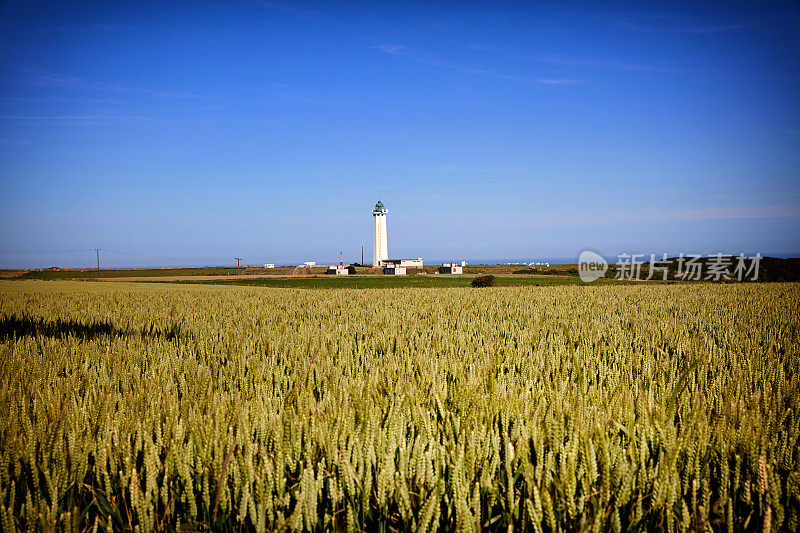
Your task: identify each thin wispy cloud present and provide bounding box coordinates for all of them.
[595,204,800,226]
[484,204,800,232]
[649,205,800,222]
[534,53,682,73]
[417,164,526,175]
[371,43,583,86]
[0,114,217,126]
[374,41,677,80]
[468,43,504,52]
[92,24,122,31]
[536,78,582,85]
[4,23,126,35]
[372,43,492,76]
[258,2,327,21]
[621,21,754,34]
[372,43,407,55]
[616,15,755,34]
[25,70,202,99]
[0,115,120,120]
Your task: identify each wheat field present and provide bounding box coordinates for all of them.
[0,281,798,532]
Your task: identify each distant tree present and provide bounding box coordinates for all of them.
[347,265,357,275]
[472,275,495,287]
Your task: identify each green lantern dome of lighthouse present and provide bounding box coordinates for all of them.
[373,201,387,212]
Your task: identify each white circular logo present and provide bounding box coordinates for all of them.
[578,250,608,282]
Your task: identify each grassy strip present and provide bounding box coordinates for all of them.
[160,275,631,289]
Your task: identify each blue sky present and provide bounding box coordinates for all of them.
[1,1,799,267]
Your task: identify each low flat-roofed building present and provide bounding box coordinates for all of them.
[326,265,349,275]
[382,258,423,268]
[384,266,406,275]
[264,263,275,268]
[304,261,316,266]
[439,262,463,274]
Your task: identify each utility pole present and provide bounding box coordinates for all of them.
[235,257,242,274]
[361,246,363,266]
[95,249,101,279]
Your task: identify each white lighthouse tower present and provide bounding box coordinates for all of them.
[372,200,388,267]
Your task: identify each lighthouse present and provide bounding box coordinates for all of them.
[372,201,388,267]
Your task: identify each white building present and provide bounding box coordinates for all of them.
[383,266,406,275]
[383,258,424,269]
[304,261,316,266]
[439,262,463,274]
[372,201,388,267]
[263,263,275,268]
[326,265,349,275]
